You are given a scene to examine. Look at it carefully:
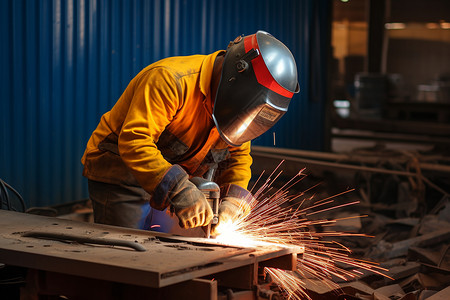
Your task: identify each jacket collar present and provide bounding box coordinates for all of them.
[200,50,226,117]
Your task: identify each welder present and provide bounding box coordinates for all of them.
[81,31,299,237]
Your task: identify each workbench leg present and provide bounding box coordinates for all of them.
[157,278,218,300]
[21,269,116,300]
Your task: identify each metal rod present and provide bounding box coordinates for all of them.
[22,231,147,252]
[251,147,450,197]
[252,146,450,173]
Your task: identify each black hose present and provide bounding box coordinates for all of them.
[0,178,26,212]
[0,179,11,210]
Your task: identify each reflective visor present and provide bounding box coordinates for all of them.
[213,102,286,146]
[213,77,290,146]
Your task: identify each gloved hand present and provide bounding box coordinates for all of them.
[170,178,214,229]
[150,165,213,229]
[218,197,251,223]
[212,184,253,235]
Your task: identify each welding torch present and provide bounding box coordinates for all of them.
[190,167,220,238]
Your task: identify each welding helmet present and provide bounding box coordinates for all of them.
[212,30,300,147]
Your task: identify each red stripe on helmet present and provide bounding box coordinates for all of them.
[244,35,294,98]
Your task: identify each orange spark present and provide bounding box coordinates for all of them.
[214,162,391,299]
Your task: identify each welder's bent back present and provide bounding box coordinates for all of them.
[81,51,252,233]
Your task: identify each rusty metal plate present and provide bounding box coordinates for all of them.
[0,210,298,288]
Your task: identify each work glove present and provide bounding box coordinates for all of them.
[170,178,214,229]
[151,165,213,229]
[212,184,253,235]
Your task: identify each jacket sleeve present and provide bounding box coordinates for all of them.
[215,141,253,190]
[117,68,181,194]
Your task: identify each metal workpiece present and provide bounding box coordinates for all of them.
[0,210,302,298]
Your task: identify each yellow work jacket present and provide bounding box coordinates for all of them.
[81,50,252,197]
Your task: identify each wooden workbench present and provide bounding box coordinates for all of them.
[0,210,300,299]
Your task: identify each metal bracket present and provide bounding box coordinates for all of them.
[236,48,260,73]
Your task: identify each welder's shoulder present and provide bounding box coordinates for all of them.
[140,54,206,80]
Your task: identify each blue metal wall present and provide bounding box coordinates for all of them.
[0,0,330,208]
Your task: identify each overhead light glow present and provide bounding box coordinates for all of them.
[385,23,406,30]
[333,100,350,108]
[441,22,450,29]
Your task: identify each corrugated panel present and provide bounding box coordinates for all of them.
[0,0,330,208]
